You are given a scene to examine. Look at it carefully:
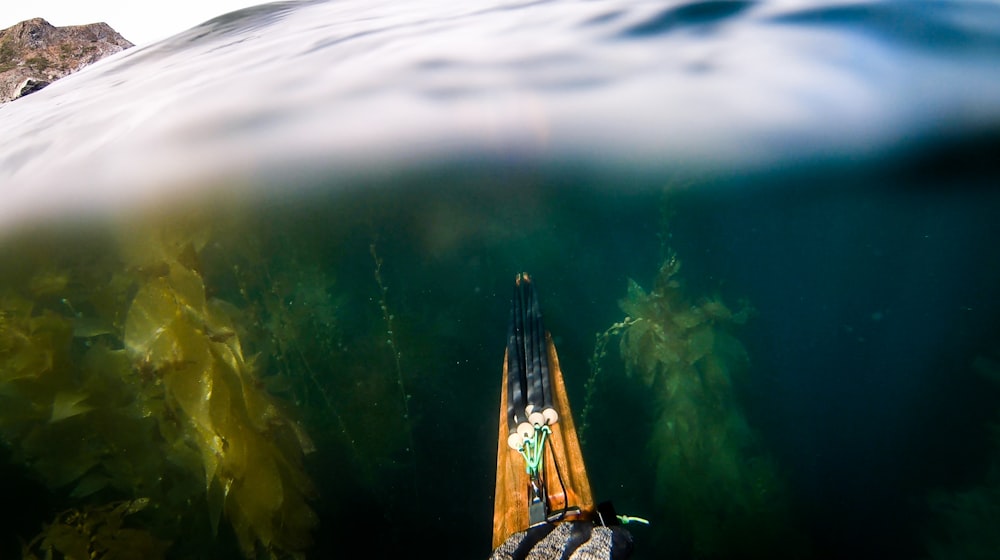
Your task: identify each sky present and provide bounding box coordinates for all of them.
[0,0,270,46]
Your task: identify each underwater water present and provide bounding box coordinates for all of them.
[1,0,1000,559]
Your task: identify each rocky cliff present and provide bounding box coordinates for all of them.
[0,18,133,103]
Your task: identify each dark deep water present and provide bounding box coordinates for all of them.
[2,1,1000,559]
[664,177,1000,559]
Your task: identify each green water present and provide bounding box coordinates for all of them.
[2,162,999,560]
[0,170,666,558]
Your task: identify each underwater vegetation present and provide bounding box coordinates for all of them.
[924,353,1000,560]
[120,223,318,556]
[21,499,169,560]
[216,227,417,503]
[0,211,421,559]
[0,219,320,559]
[588,238,803,558]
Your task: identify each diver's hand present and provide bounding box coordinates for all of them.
[490,521,633,560]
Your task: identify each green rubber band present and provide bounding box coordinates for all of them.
[518,425,551,477]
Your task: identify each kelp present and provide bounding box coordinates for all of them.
[596,248,801,558]
[0,289,190,504]
[120,222,317,557]
[0,217,319,559]
[220,228,415,495]
[21,499,169,560]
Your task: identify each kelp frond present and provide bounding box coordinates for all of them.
[599,249,801,558]
[0,219,319,560]
[121,224,317,558]
[21,499,169,560]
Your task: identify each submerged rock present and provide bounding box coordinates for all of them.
[0,17,132,103]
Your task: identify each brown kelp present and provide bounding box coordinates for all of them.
[21,499,169,560]
[590,246,800,558]
[120,222,317,557]
[0,218,318,559]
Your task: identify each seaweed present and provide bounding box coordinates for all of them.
[218,226,415,497]
[0,218,319,559]
[368,241,418,487]
[1,208,425,558]
[588,239,802,557]
[21,499,169,560]
[118,221,318,558]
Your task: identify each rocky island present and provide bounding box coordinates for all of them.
[0,18,132,103]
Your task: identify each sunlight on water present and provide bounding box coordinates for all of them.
[1,0,1000,233]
